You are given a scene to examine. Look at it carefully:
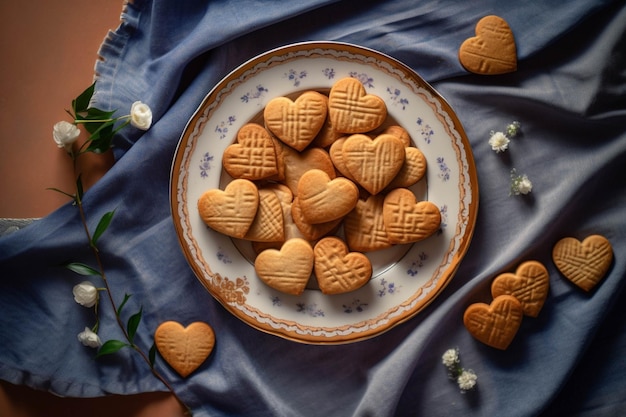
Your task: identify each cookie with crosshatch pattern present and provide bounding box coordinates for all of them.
[264,91,327,151]
[382,188,441,244]
[464,295,524,350]
[552,234,613,292]
[222,123,281,181]
[459,15,517,75]
[314,236,372,295]
[341,133,406,195]
[328,77,387,133]
[491,260,549,317]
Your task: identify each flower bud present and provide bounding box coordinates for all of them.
[130,101,152,130]
[77,327,102,348]
[73,281,99,307]
[53,121,80,151]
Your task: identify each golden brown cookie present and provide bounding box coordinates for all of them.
[280,144,336,196]
[243,187,285,242]
[328,136,357,181]
[459,15,517,75]
[342,133,405,195]
[328,77,387,133]
[313,236,372,295]
[297,169,359,224]
[343,194,392,252]
[264,91,327,151]
[265,183,306,242]
[255,238,314,295]
[385,146,427,190]
[463,295,523,350]
[291,196,342,241]
[491,260,549,317]
[197,179,259,238]
[311,94,343,148]
[222,123,279,180]
[382,188,441,244]
[381,125,412,147]
[154,321,215,377]
[552,234,613,292]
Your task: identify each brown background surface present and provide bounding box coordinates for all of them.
[0,1,182,415]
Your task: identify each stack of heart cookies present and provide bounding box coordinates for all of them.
[198,77,441,296]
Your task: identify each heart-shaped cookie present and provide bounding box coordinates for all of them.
[329,136,357,182]
[314,237,372,295]
[382,125,412,147]
[343,194,392,252]
[291,197,342,241]
[328,77,387,133]
[342,133,405,195]
[463,295,523,350]
[280,144,336,196]
[552,234,613,292]
[154,321,215,377]
[243,188,285,242]
[197,179,259,238]
[491,260,549,317]
[255,238,314,295]
[385,146,427,190]
[264,91,327,151]
[383,188,441,244]
[459,15,517,75]
[222,123,279,180]
[297,169,359,224]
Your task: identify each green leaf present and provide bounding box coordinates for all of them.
[86,107,116,120]
[96,339,129,358]
[72,82,96,114]
[148,343,157,368]
[64,262,101,276]
[91,210,115,247]
[126,306,143,345]
[117,293,132,316]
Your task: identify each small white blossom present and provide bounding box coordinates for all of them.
[457,369,478,392]
[442,347,477,393]
[506,121,521,137]
[77,327,102,348]
[129,101,152,130]
[72,281,99,308]
[53,121,80,151]
[510,169,533,195]
[488,131,510,153]
[442,348,460,368]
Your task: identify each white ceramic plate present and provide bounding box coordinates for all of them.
[171,42,478,344]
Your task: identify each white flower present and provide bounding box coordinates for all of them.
[72,281,99,307]
[442,348,459,368]
[488,131,510,153]
[510,169,533,195]
[457,369,478,392]
[129,101,152,130]
[53,121,80,151]
[506,121,521,137]
[77,327,102,348]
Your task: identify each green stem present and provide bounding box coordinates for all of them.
[74,179,192,416]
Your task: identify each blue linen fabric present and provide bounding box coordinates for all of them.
[2,0,626,415]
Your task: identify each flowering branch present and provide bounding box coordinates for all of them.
[442,348,477,393]
[509,168,533,196]
[51,82,191,416]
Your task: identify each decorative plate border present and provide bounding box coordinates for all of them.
[170,42,478,344]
